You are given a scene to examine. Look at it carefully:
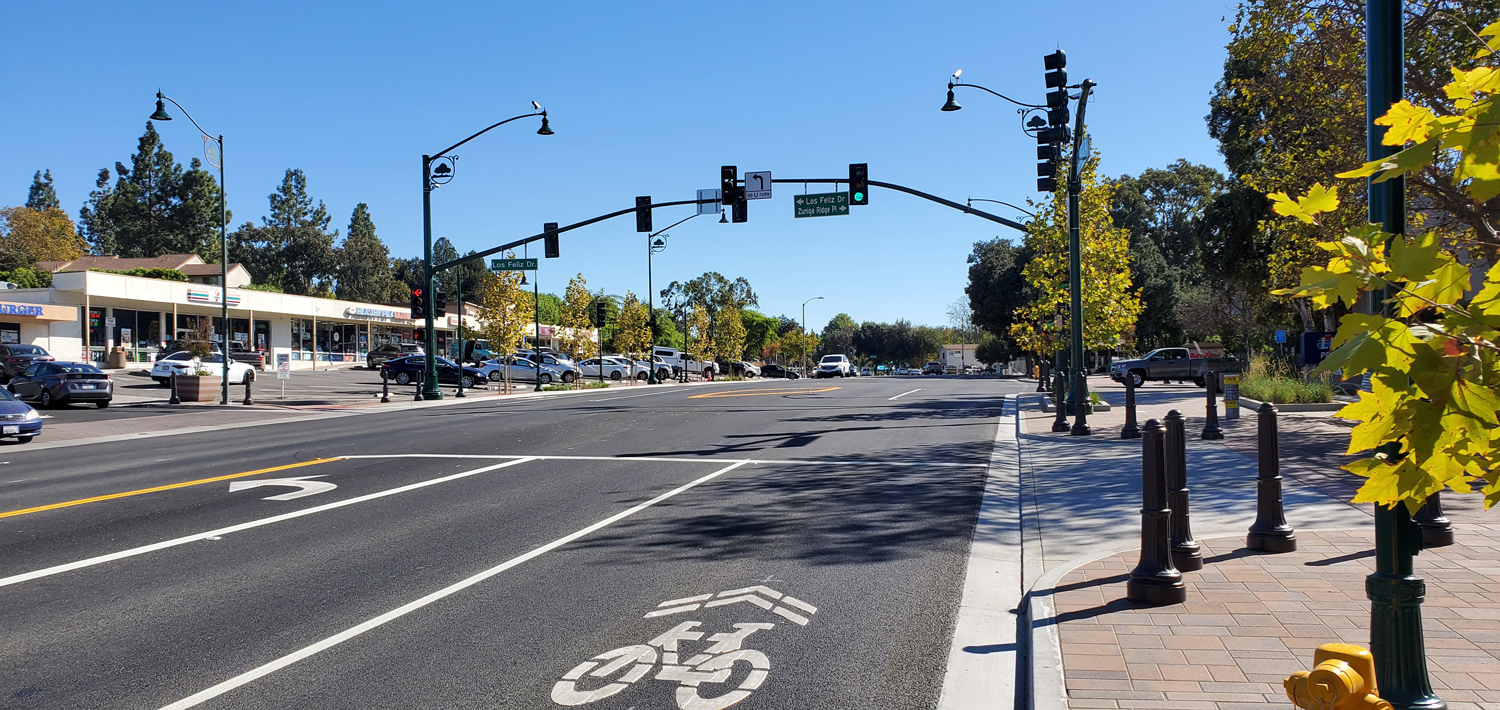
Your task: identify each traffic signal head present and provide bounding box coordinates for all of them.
[594,300,607,326]
[1037,144,1058,161]
[1047,106,1070,128]
[1043,50,1067,89]
[435,292,448,317]
[544,222,559,258]
[636,196,652,233]
[1036,126,1070,145]
[1046,88,1068,109]
[1038,176,1058,192]
[849,163,869,206]
[409,287,426,320]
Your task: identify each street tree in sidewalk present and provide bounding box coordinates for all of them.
[1274,23,1500,510]
[687,303,714,362]
[477,260,533,393]
[0,206,88,270]
[559,274,598,367]
[1010,149,1142,359]
[713,306,747,362]
[614,291,652,362]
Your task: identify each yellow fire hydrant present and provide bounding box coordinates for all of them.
[1285,643,1393,710]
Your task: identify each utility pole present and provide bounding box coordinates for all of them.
[1067,80,1096,436]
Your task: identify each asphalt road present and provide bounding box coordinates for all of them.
[0,375,1026,709]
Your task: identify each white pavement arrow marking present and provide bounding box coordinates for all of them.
[228,475,336,501]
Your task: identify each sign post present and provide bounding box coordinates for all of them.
[276,354,290,399]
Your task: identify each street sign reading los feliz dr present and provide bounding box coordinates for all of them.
[793,192,849,218]
[490,258,538,271]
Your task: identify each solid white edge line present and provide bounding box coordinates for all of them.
[0,458,538,588]
[157,459,752,710]
[888,388,923,401]
[335,453,988,468]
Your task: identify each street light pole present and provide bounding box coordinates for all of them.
[802,296,824,379]
[645,213,698,385]
[150,92,229,406]
[420,106,552,400]
[1068,80,1096,437]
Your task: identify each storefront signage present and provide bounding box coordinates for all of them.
[347,307,410,321]
[0,303,45,317]
[186,288,242,307]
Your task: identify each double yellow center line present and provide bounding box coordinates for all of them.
[0,458,343,520]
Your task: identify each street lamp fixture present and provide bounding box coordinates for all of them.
[941,89,962,112]
[149,90,231,406]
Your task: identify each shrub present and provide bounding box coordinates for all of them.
[90,267,190,282]
[1239,356,1334,404]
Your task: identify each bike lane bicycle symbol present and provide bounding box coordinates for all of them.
[551,585,818,710]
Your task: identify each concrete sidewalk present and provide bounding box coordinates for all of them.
[1018,377,1500,709]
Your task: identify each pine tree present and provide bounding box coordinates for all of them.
[265,169,336,295]
[108,123,186,258]
[174,158,227,262]
[78,168,118,255]
[335,203,399,303]
[26,170,60,211]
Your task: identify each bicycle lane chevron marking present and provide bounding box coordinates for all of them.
[643,586,818,626]
[157,459,751,710]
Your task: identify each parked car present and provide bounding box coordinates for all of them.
[760,364,800,379]
[478,356,565,385]
[157,340,220,360]
[715,359,757,377]
[8,361,113,408]
[367,342,424,369]
[226,340,266,369]
[739,361,760,377]
[579,357,632,381]
[0,387,42,442]
[514,351,581,383]
[150,352,257,386]
[816,354,852,378]
[380,355,486,388]
[923,361,944,375]
[860,367,873,377]
[1108,346,1239,388]
[0,344,55,382]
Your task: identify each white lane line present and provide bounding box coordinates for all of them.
[0,458,537,588]
[888,389,923,401]
[337,453,987,468]
[587,390,679,402]
[157,459,752,710]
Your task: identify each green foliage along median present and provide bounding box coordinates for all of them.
[1238,356,1334,405]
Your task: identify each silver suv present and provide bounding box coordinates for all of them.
[816,354,852,378]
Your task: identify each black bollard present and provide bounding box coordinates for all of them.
[168,372,181,405]
[1120,374,1141,439]
[1414,493,1454,548]
[1200,366,1223,440]
[1247,402,1297,552]
[1070,370,1092,436]
[1035,360,1048,393]
[242,371,254,406]
[381,372,391,403]
[1050,369,1070,433]
[1164,410,1202,572]
[413,370,424,402]
[1127,419,1187,606]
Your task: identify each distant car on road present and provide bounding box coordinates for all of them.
[381,355,485,388]
[8,361,112,409]
[0,387,42,442]
[367,342,423,369]
[816,354,852,378]
[579,357,632,381]
[516,351,582,383]
[760,364,800,379]
[0,344,55,383]
[151,352,256,386]
[478,356,564,385]
[860,367,872,377]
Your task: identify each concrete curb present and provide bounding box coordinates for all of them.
[1240,396,1345,413]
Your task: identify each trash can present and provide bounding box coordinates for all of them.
[108,346,128,369]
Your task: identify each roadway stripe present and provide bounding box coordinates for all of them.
[687,386,840,399]
[888,389,922,401]
[0,457,537,588]
[337,453,988,467]
[0,458,344,520]
[157,460,752,710]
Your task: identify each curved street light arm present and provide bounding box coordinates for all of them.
[432,111,545,159]
[968,198,1037,218]
[651,212,699,238]
[157,94,218,141]
[949,81,1045,109]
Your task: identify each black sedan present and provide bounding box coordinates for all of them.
[0,387,41,442]
[0,344,54,382]
[759,364,800,379]
[8,361,112,408]
[379,355,485,389]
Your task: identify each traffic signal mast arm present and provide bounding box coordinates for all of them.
[433,178,1026,274]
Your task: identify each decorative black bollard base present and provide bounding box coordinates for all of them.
[1247,402,1297,553]
[1069,370,1092,436]
[1120,374,1141,439]
[1201,368,1223,440]
[1050,371,1070,433]
[242,373,254,406]
[1164,410,1202,572]
[1127,419,1187,606]
[168,373,181,405]
[413,372,424,402]
[1035,361,1048,393]
[381,373,391,403]
[1414,493,1455,549]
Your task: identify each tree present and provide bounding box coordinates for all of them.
[476,261,533,392]
[713,306,747,361]
[26,170,59,211]
[335,203,400,304]
[267,169,337,295]
[532,292,563,325]
[0,207,88,270]
[78,168,118,255]
[95,124,184,258]
[687,304,714,361]
[614,291,652,359]
[781,328,819,368]
[559,274,598,362]
[820,313,858,357]
[965,237,1031,360]
[741,310,778,362]
[1011,149,1142,357]
[174,158,226,262]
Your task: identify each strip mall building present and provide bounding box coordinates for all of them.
[3,254,585,370]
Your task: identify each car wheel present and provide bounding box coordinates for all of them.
[97,400,109,409]
[562,372,576,383]
[153,377,169,386]
[539,373,553,385]
[16,436,31,443]
[488,370,501,382]
[637,372,648,381]
[1128,371,1146,389]
[39,390,52,409]
[395,372,412,386]
[461,375,475,389]
[610,371,622,381]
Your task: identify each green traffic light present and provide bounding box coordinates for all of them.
[854,192,864,202]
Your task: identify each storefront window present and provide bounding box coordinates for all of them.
[0,323,18,345]
[89,308,105,349]
[253,320,270,352]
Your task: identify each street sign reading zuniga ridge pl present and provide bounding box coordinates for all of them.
[490,258,538,271]
[793,192,849,218]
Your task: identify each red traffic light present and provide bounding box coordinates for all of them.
[412,288,423,298]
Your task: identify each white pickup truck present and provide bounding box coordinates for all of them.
[651,346,717,378]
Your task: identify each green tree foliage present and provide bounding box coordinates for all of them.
[528,292,563,325]
[965,237,1031,361]
[229,169,336,294]
[26,170,59,211]
[614,292,652,358]
[0,267,51,288]
[559,274,599,361]
[653,307,683,349]
[0,206,87,270]
[335,203,401,304]
[687,303,714,361]
[741,310,779,361]
[713,306,747,360]
[820,313,858,357]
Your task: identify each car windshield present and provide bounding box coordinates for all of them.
[58,364,102,374]
[820,356,842,363]
[8,345,44,355]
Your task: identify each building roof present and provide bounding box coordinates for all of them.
[36,254,248,277]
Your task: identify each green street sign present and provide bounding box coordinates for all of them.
[490,258,538,271]
[793,192,850,218]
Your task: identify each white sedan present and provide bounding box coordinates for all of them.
[151,352,257,386]
[579,357,634,381]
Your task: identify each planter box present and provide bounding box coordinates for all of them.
[1239,396,1345,413]
[174,375,219,402]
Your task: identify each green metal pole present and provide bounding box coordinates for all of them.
[533,246,543,393]
[1366,1,1443,707]
[421,155,442,400]
[1068,81,1095,436]
[455,271,465,398]
[647,233,658,385]
[218,135,229,406]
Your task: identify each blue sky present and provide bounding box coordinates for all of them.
[1,1,1236,330]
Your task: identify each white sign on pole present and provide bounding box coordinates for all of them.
[277,358,291,380]
[696,189,722,215]
[105,317,116,329]
[744,171,772,200]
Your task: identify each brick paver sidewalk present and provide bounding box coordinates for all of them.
[1045,524,1500,709]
